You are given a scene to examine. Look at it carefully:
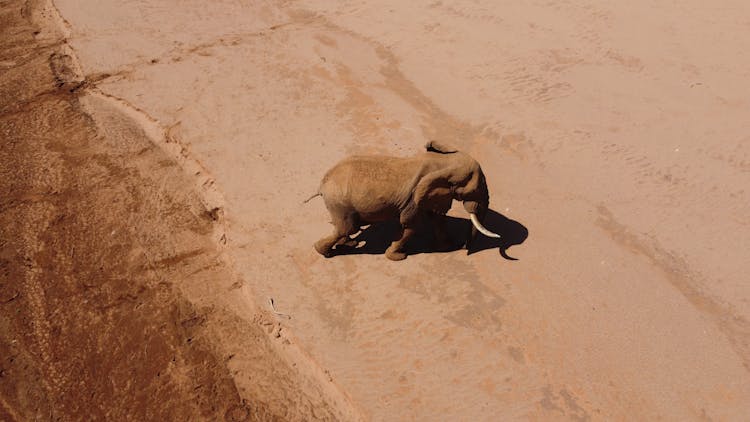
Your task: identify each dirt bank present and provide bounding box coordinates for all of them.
[0,2,358,420]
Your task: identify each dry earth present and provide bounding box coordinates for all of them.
[1,1,360,420]
[3,0,750,421]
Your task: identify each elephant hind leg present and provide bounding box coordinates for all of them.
[336,236,359,248]
[314,213,359,257]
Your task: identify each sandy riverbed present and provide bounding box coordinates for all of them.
[4,0,750,420]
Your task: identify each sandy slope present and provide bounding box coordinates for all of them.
[1,2,359,420]
[38,0,750,420]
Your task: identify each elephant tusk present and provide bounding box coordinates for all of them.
[470,213,501,238]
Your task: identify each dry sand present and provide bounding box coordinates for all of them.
[4,0,750,420]
[1,2,357,420]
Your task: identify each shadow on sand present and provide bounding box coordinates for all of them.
[332,209,528,260]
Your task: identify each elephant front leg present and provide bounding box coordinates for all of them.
[385,226,416,261]
[432,214,452,251]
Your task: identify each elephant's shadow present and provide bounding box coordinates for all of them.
[333,209,528,260]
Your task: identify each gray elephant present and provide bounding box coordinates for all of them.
[306,141,500,260]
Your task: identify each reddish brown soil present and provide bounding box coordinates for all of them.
[0,3,352,420]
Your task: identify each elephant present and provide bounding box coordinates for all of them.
[305,141,500,261]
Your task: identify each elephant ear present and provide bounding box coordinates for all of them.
[425,141,458,154]
[413,167,455,214]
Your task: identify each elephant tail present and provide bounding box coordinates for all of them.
[302,192,322,204]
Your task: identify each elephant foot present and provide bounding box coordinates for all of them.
[385,247,407,261]
[314,240,334,258]
[338,237,359,248]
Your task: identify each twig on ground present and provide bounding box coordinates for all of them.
[268,297,291,319]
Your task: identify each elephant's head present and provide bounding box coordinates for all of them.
[415,141,500,241]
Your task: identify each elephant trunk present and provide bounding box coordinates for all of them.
[457,169,500,243]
